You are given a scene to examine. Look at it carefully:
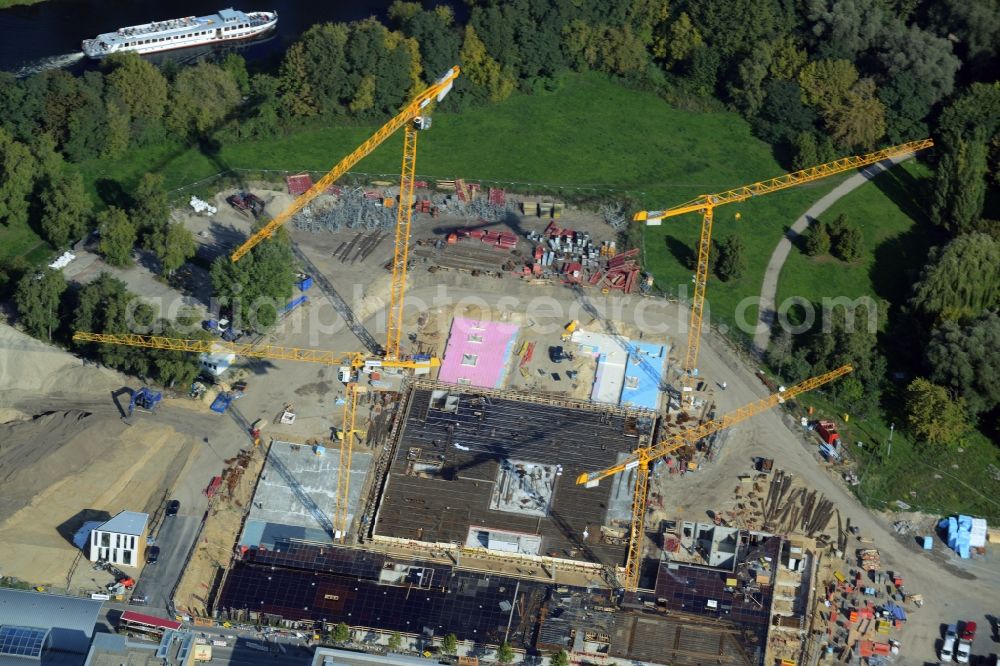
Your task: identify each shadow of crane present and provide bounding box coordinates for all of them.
[265,448,337,541]
[569,284,673,396]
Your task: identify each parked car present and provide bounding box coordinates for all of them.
[166,499,180,517]
[146,546,160,564]
[548,346,564,363]
[942,624,958,662]
[961,621,977,642]
[956,638,971,664]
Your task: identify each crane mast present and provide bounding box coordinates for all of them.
[635,138,932,387]
[229,67,460,264]
[577,364,853,591]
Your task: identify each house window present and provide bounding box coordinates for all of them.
[461,354,478,367]
[100,533,110,548]
[122,550,132,566]
[457,378,472,386]
[467,334,484,344]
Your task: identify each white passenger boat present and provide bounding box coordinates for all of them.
[82,8,277,59]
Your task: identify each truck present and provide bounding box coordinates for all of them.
[815,420,841,446]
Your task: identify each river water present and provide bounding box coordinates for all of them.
[0,0,430,76]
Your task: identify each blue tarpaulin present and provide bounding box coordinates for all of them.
[884,602,907,621]
[939,515,974,558]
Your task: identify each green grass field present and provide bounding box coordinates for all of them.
[81,72,810,196]
[77,70,854,340]
[775,160,934,315]
[794,390,1000,521]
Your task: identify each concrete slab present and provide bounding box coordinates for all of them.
[240,441,371,547]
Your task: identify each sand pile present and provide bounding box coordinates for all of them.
[0,324,124,420]
[0,324,202,588]
[0,411,196,586]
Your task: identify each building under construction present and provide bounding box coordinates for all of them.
[367,382,657,574]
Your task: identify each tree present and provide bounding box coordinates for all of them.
[167,62,241,137]
[0,128,37,228]
[801,302,886,410]
[714,235,747,281]
[768,36,807,80]
[63,72,108,162]
[277,41,318,117]
[729,43,772,115]
[687,0,790,60]
[928,0,1000,80]
[210,223,295,328]
[904,378,969,446]
[460,25,516,103]
[825,78,886,150]
[39,170,91,248]
[104,52,168,121]
[14,269,67,341]
[131,173,169,236]
[806,0,885,60]
[909,233,1000,322]
[440,634,457,655]
[496,641,514,664]
[804,220,831,256]
[663,12,703,67]
[752,80,817,145]
[157,222,196,276]
[877,20,959,112]
[926,312,1000,415]
[798,59,858,114]
[930,83,1000,233]
[550,650,570,666]
[332,622,350,643]
[73,273,155,376]
[828,215,863,261]
[391,3,462,81]
[387,631,402,652]
[221,53,250,96]
[102,96,131,159]
[97,206,136,267]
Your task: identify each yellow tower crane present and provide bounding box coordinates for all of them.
[72,331,438,538]
[576,364,853,592]
[229,66,461,361]
[635,138,932,387]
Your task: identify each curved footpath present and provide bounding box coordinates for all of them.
[752,154,917,355]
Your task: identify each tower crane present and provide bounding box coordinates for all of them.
[72,331,438,538]
[576,364,853,592]
[635,138,932,388]
[229,66,461,362]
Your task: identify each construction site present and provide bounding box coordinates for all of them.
[8,67,997,666]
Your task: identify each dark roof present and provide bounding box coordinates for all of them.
[608,613,757,666]
[374,388,653,568]
[217,541,548,648]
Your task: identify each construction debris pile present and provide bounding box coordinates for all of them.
[761,471,838,538]
[518,219,646,293]
[813,547,920,664]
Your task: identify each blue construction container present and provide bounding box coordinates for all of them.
[922,535,933,549]
[297,275,314,291]
[210,392,234,413]
[284,295,308,314]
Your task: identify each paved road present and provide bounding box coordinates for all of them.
[751,153,918,355]
[130,514,200,610]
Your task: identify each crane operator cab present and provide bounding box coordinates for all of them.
[414,116,432,130]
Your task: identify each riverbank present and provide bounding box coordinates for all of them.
[0,0,46,8]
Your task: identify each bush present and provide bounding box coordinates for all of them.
[714,235,747,281]
[804,221,831,256]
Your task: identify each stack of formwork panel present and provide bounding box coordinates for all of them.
[286,173,313,196]
[489,187,506,206]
